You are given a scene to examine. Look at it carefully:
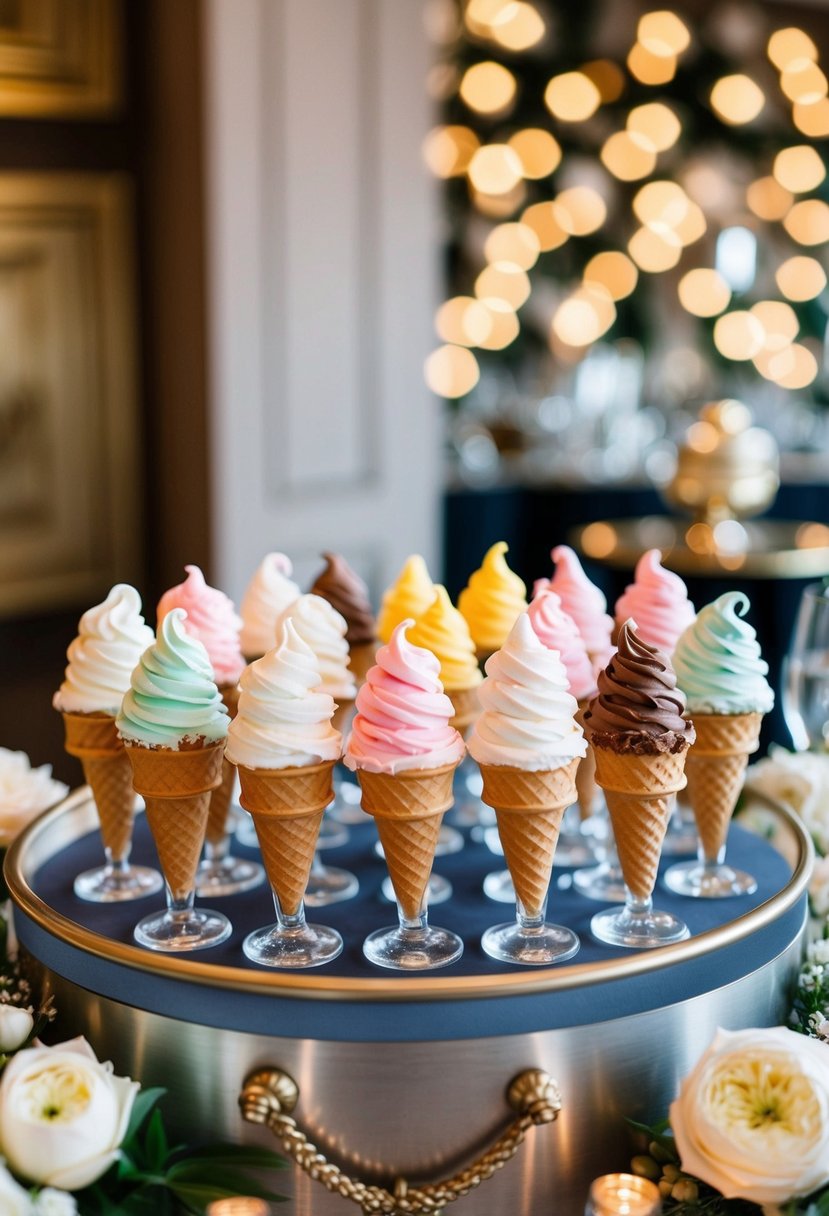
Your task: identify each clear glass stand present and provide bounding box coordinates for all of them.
[382,872,452,905]
[482,898,579,966]
[553,803,603,867]
[481,827,514,903]
[363,906,463,971]
[663,844,757,899]
[305,851,359,906]
[590,891,689,949]
[243,892,342,968]
[74,847,163,903]
[196,835,265,898]
[134,888,231,952]
[659,795,699,856]
[572,835,627,903]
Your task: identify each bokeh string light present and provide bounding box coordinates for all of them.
[424,0,829,398]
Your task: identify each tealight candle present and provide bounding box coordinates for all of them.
[585,1173,662,1216]
[206,1201,270,1216]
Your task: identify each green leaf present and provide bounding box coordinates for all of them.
[144,1108,170,1171]
[123,1088,167,1146]
[169,1144,288,1170]
[166,1162,287,1200]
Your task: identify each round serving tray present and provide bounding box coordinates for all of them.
[7,786,812,1042]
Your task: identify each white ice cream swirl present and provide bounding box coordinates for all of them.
[276,594,357,701]
[467,612,587,771]
[53,584,154,715]
[226,620,342,769]
[239,552,301,658]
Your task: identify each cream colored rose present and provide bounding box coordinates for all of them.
[0,1037,138,1190]
[670,1027,829,1204]
[0,1161,33,1214]
[0,1005,34,1053]
[0,750,68,848]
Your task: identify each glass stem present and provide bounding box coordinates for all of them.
[398,905,428,935]
[104,846,130,877]
[517,897,547,933]
[273,892,306,931]
[698,842,726,870]
[167,889,196,921]
[626,891,652,917]
[204,834,230,864]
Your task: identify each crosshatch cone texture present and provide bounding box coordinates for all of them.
[449,685,481,734]
[236,760,336,917]
[356,763,459,921]
[206,684,241,845]
[479,759,579,918]
[124,741,224,901]
[62,712,135,860]
[592,748,688,901]
[684,712,762,862]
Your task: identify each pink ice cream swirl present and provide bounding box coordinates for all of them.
[527,588,597,703]
[343,620,465,775]
[614,549,695,656]
[546,545,614,668]
[157,565,245,686]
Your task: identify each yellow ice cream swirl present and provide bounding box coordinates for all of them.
[458,542,528,654]
[408,585,482,692]
[377,555,434,644]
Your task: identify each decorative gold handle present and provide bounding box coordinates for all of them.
[239,1065,560,1214]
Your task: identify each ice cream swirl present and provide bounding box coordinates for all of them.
[528,587,596,702]
[614,549,695,656]
[157,565,244,686]
[276,593,357,701]
[584,619,695,754]
[116,608,229,748]
[311,552,376,646]
[344,620,465,774]
[53,584,155,715]
[239,553,301,658]
[467,613,587,771]
[226,620,342,769]
[673,591,774,715]
[408,584,481,692]
[548,545,614,667]
[377,555,435,644]
[458,541,528,654]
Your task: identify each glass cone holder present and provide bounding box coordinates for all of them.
[572,828,627,903]
[482,895,579,967]
[590,890,689,949]
[304,850,359,906]
[243,889,342,969]
[553,803,603,867]
[663,841,757,899]
[196,832,265,898]
[134,884,232,953]
[363,903,463,971]
[481,826,515,903]
[74,843,163,904]
[659,794,699,856]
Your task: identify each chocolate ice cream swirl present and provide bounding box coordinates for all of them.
[583,619,695,754]
[311,553,376,646]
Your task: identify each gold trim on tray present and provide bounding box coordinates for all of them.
[5,787,813,1003]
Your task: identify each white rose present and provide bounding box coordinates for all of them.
[34,1190,78,1216]
[810,857,829,919]
[0,1037,139,1190]
[0,750,68,848]
[670,1026,829,1204]
[0,1161,33,1215]
[0,1006,33,1053]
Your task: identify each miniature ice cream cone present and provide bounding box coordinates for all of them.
[673,591,774,866]
[344,620,465,931]
[479,759,579,917]
[236,759,336,915]
[205,683,241,846]
[684,713,762,861]
[62,711,136,861]
[357,763,457,919]
[125,740,225,900]
[575,702,599,822]
[239,553,300,662]
[277,594,357,720]
[546,546,614,676]
[226,620,343,918]
[592,747,687,900]
[53,584,155,873]
[614,550,695,658]
[376,555,435,644]
[583,620,695,902]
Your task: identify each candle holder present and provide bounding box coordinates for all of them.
[585,1173,662,1215]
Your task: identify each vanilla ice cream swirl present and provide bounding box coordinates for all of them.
[467,613,587,771]
[53,584,154,715]
[276,594,357,701]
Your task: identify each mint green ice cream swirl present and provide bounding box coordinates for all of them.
[673,591,774,715]
[117,608,229,747]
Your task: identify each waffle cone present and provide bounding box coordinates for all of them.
[448,685,481,734]
[349,641,378,684]
[356,762,459,921]
[61,712,135,860]
[575,701,598,821]
[124,740,224,901]
[593,747,688,901]
[236,760,336,916]
[479,758,579,917]
[685,712,762,862]
[205,685,241,845]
